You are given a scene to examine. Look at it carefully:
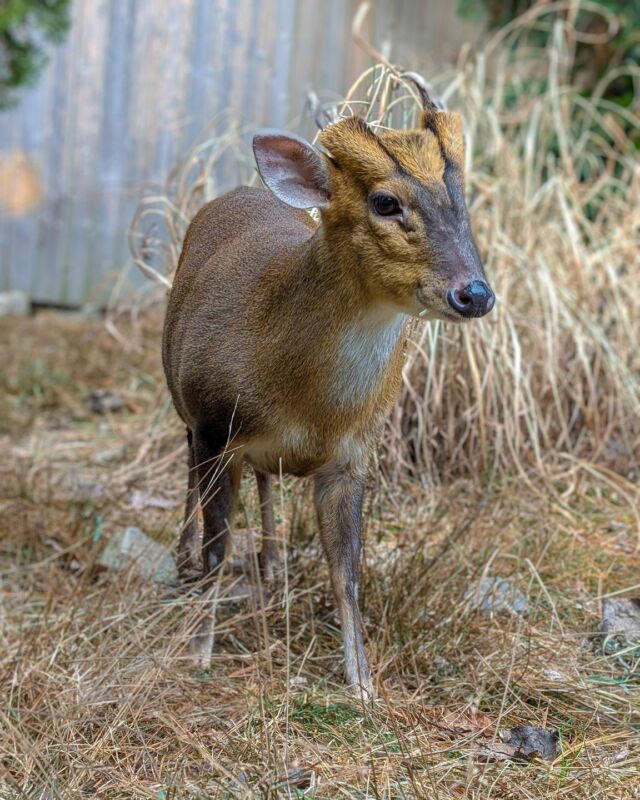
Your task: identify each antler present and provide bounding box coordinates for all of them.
[307,91,340,131]
[400,72,445,112]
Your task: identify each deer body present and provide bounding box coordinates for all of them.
[165,184,406,466]
[163,89,494,697]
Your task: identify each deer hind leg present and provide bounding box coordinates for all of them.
[314,464,372,700]
[177,428,202,584]
[189,427,235,668]
[255,469,278,584]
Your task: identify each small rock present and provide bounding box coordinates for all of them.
[601,598,640,639]
[465,576,528,616]
[473,725,558,763]
[501,725,559,762]
[600,598,640,664]
[98,527,178,585]
[85,389,125,414]
[544,669,569,683]
[129,490,175,511]
[0,290,30,317]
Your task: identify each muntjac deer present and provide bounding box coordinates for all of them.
[162,77,494,699]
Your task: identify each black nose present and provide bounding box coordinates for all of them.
[447,280,495,318]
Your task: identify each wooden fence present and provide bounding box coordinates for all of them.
[0,0,481,305]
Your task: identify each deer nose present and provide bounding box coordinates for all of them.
[447,280,495,318]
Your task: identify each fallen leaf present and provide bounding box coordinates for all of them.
[443,709,495,737]
[472,741,520,762]
[422,706,495,737]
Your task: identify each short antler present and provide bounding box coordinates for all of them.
[307,91,340,131]
[400,72,445,112]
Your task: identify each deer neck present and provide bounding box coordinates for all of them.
[289,227,409,407]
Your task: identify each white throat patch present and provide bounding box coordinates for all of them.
[331,306,406,406]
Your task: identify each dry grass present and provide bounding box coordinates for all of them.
[2,5,640,799]
[1,313,639,799]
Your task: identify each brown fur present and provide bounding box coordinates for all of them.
[162,113,491,696]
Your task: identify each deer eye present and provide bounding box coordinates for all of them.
[370,193,401,217]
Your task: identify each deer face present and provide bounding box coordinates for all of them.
[253,106,494,322]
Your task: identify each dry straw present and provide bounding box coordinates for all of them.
[129,4,639,510]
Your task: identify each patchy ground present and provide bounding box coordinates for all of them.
[1,312,639,799]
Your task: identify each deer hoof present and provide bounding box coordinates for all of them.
[347,677,374,703]
[189,615,215,669]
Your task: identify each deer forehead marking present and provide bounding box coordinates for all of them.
[318,114,465,194]
[377,129,447,189]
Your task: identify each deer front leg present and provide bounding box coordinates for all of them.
[255,469,278,584]
[314,465,372,700]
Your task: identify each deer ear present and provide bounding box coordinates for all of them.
[253,130,330,209]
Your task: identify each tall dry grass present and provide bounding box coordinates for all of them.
[128,4,639,497]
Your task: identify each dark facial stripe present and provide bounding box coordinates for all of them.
[419,115,464,211]
[372,139,447,211]
[443,163,466,216]
[374,125,465,220]
[374,136,411,176]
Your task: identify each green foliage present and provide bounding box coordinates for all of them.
[460,0,640,35]
[458,0,640,99]
[459,0,639,150]
[0,0,72,109]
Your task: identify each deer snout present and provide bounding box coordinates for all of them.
[447,280,495,318]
